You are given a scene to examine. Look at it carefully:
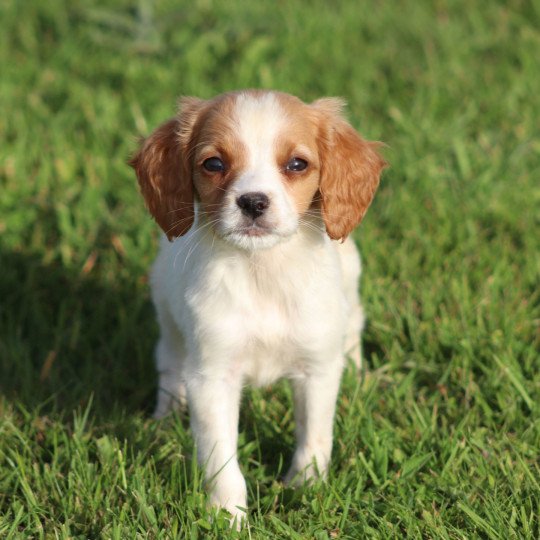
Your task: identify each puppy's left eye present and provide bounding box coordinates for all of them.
[285,157,308,172]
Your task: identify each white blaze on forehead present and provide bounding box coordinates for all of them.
[218,92,303,248]
[233,92,287,169]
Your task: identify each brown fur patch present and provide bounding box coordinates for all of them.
[129,98,207,239]
[311,99,387,241]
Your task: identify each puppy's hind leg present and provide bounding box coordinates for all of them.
[344,302,365,370]
[153,308,188,419]
[337,238,365,370]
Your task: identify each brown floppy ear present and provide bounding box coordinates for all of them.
[312,98,387,241]
[129,97,206,240]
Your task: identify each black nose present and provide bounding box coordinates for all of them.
[236,192,270,219]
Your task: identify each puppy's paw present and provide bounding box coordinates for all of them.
[284,446,329,487]
[284,464,318,487]
[206,467,248,527]
[209,483,248,530]
[225,505,248,531]
[153,380,187,419]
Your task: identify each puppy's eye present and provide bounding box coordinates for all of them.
[203,157,225,172]
[285,157,308,172]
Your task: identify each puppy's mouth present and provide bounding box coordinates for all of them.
[237,223,273,237]
[219,220,288,250]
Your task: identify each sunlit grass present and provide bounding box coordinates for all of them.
[0,0,539,537]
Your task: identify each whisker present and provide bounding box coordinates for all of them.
[301,208,352,219]
[164,207,222,234]
[166,202,222,213]
[183,221,219,270]
[172,218,221,269]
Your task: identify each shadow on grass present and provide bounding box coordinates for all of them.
[0,246,376,482]
[362,333,387,370]
[0,247,157,420]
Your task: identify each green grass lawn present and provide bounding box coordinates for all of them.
[1,0,539,537]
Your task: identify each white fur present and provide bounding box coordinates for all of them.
[150,93,365,522]
[217,93,299,250]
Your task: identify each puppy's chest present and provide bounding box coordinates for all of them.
[193,271,305,344]
[187,264,331,382]
[219,291,304,385]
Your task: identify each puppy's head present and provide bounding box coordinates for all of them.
[130,90,386,249]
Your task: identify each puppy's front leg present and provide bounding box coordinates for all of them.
[285,360,344,485]
[187,375,246,521]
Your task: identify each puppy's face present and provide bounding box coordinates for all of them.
[192,92,323,250]
[131,91,385,249]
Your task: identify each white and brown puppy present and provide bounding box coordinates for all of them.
[130,90,385,521]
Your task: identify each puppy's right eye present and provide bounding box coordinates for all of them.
[203,157,225,172]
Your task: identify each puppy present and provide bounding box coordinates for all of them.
[130,90,385,521]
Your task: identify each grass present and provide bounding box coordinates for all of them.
[0,0,539,537]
